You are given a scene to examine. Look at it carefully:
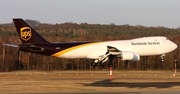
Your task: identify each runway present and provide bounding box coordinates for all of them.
[5,92,180,94]
[0,70,180,93]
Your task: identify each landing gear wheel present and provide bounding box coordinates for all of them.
[92,63,99,66]
[92,62,104,66]
[108,63,114,67]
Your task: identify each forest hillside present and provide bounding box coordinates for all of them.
[0,19,180,71]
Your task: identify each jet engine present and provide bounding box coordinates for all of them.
[120,51,140,61]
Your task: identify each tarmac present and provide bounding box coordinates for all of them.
[0,70,180,93]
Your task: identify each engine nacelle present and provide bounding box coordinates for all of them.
[121,51,140,61]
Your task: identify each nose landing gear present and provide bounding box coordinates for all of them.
[160,54,165,62]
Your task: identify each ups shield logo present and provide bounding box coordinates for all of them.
[20,27,32,41]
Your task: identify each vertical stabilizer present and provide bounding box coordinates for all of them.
[13,18,49,44]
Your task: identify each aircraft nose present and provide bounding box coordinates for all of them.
[170,41,177,51]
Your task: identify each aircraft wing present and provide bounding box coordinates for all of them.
[95,46,140,63]
[107,46,121,56]
[3,44,18,48]
[94,46,122,63]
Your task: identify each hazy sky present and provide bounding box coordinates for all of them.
[0,0,180,28]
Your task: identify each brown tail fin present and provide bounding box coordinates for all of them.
[13,18,49,44]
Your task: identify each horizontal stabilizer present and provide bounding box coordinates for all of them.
[3,44,18,48]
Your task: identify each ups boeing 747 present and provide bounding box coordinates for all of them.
[4,18,177,67]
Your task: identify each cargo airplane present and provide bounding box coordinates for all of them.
[4,18,178,67]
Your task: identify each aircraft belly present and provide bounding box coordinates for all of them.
[56,49,88,59]
[58,44,107,59]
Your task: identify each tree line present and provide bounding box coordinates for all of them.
[0,20,180,71]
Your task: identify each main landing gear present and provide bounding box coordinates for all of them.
[107,55,116,80]
[107,55,115,67]
[92,55,116,80]
[92,55,115,67]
